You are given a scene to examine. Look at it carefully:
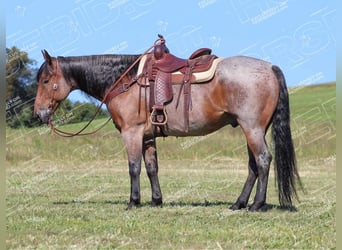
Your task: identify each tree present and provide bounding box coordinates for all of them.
[6,47,38,128]
[68,102,108,123]
[6,47,35,100]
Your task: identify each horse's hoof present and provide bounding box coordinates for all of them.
[248,202,264,212]
[229,202,246,210]
[126,200,141,210]
[151,198,163,207]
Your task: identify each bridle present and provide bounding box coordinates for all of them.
[46,36,163,137]
[46,59,60,116]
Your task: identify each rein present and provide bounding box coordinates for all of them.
[48,37,162,137]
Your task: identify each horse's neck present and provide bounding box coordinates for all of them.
[60,55,139,100]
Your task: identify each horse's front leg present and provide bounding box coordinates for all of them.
[143,137,163,207]
[121,128,144,209]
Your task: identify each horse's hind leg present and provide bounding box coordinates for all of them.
[230,146,258,210]
[233,127,272,211]
[143,137,163,207]
[247,130,272,211]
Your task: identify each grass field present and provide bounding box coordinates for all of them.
[6,83,336,249]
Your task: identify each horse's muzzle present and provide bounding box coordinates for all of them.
[35,109,51,124]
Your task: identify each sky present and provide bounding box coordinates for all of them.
[6,0,336,102]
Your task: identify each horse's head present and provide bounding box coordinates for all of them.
[34,50,71,124]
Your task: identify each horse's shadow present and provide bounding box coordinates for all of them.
[165,200,296,212]
[52,200,128,206]
[52,199,297,212]
[166,200,231,208]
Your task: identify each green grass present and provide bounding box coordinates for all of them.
[6,83,336,249]
[289,82,335,158]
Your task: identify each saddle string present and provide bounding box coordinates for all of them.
[49,38,163,137]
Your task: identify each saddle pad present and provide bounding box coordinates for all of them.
[137,55,224,84]
[172,57,224,83]
[137,54,149,76]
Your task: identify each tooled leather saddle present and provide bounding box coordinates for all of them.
[141,35,218,132]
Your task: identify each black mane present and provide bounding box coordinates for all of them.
[60,54,140,99]
[38,54,141,100]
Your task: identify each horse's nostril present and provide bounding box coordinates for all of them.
[35,113,42,123]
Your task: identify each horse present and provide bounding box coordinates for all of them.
[33,43,302,212]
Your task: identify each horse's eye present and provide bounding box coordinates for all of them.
[43,79,49,84]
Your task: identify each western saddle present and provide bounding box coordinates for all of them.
[140,35,219,132]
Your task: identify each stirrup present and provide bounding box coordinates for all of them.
[150,106,168,126]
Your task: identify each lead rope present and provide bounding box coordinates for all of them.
[49,36,163,137]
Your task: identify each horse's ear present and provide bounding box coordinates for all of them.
[41,49,52,65]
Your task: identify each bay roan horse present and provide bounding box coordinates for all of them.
[34,47,302,211]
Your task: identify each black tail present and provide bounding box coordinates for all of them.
[271,65,302,208]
